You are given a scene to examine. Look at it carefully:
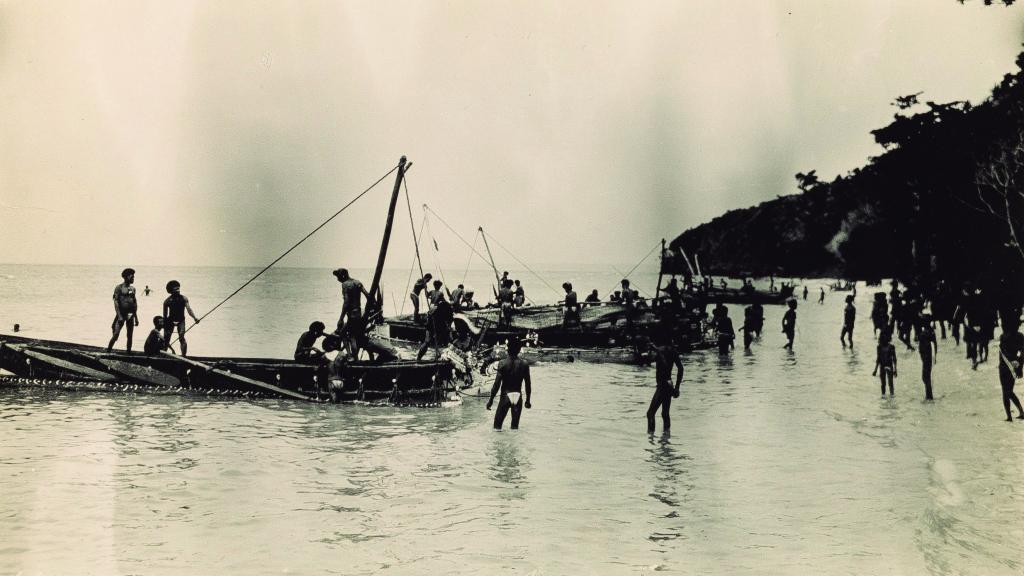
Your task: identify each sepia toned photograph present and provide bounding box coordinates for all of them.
[1,1,1023,574]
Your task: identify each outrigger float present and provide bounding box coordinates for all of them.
[0,156,465,405]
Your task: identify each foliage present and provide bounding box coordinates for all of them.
[669,48,1024,308]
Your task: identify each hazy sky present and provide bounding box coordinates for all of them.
[2,1,1022,270]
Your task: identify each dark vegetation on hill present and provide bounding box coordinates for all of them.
[667,48,1024,310]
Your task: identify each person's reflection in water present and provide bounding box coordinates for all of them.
[645,433,690,544]
[487,434,530,522]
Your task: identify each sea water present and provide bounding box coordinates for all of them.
[0,264,1021,575]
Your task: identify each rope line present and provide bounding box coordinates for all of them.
[421,205,496,270]
[461,228,480,285]
[607,240,661,296]
[172,163,400,345]
[402,175,424,279]
[478,228,561,298]
[424,211,451,294]
[400,214,428,316]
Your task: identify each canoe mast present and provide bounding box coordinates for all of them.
[367,156,408,321]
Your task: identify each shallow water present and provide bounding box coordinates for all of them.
[1,265,1022,575]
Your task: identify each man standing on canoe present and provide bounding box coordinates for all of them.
[487,338,532,430]
[107,267,139,353]
[334,268,371,353]
[163,280,199,357]
[410,273,432,324]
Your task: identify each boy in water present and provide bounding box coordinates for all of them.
[646,330,684,434]
[873,330,897,397]
[143,316,169,355]
[997,316,1024,422]
[918,315,937,400]
[486,338,532,430]
[294,321,326,363]
[163,280,200,356]
[840,294,856,347]
[782,299,798,350]
[108,267,139,352]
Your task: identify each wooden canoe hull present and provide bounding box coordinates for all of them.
[0,334,455,405]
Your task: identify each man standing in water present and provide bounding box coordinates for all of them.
[997,316,1024,422]
[918,315,938,400]
[108,267,139,352]
[646,330,684,434]
[486,338,532,430]
[818,287,825,305]
[840,294,856,347]
[782,299,798,350]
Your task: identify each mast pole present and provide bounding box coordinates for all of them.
[655,238,666,305]
[479,226,502,298]
[368,156,408,315]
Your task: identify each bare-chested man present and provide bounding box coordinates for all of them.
[108,267,139,352]
[486,338,532,430]
[646,332,684,434]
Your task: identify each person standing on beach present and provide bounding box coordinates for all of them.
[997,316,1024,421]
[486,338,532,430]
[918,316,937,400]
[782,299,797,350]
[818,287,825,305]
[107,268,139,353]
[803,286,808,301]
[646,331,684,434]
[163,280,199,357]
[840,294,856,347]
[873,330,897,397]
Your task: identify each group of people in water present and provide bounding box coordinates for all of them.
[105,268,200,356]
[99,266,1022,425]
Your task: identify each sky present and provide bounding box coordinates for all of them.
[1,1,1023,270]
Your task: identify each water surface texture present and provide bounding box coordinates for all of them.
[1,265,1021,575]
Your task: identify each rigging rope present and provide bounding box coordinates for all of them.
[400,213,428,316]
[606,239,662,296]
[423,210,452,296]
[478,228,561,298]
[402,175,424,279]
[421,205,496,270]
[173,163,400,344]
[461,228,480,285]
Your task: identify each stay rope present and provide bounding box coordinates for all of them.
[606,240,661,296]
[171,163,401,345]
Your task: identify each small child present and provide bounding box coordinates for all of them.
[840,294,856,347]
[873,330,898,396]
[782,299,797,349]
[163,280,200,357]
[144,316,169,355]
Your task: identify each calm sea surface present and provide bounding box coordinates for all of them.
[0,264,1021,575]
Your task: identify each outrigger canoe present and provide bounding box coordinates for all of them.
[0,334,457,405]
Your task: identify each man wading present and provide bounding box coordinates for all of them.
[646,330,684,434]
[487,338,532,430]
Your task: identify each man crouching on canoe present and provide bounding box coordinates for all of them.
[487,338,532,430]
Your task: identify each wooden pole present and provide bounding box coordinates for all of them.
[479,226,501,298]
[655,238,665,304]
[368,156,407,313]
